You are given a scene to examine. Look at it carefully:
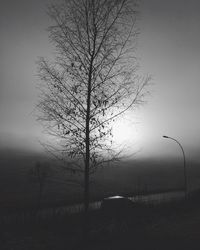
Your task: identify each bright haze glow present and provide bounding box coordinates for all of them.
[112,117,140,148]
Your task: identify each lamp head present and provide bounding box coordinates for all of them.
[163,135,169,138]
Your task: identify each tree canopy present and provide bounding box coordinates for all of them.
[37,0,150,211]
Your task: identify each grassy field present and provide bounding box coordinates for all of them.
[1,151,200,249]
[1,193,200,250]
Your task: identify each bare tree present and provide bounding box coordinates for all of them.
[37,0,150,213]
[30,161,50,210]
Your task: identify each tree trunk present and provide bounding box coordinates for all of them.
[84,134,90,213]
[84,51,94,212]
[84,130,90,238]
[85,76,92,213]
[84,56,94,240]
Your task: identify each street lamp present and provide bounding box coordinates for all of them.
[163,135,187,199]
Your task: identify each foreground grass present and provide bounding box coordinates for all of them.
[1,195,200,250]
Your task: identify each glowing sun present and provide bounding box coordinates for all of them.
[112,119,138,145]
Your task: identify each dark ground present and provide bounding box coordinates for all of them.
[1,195,200,250]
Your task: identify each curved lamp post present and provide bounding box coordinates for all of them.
[163,135,187,199]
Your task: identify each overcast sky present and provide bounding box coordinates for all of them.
[1,0,200,162]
